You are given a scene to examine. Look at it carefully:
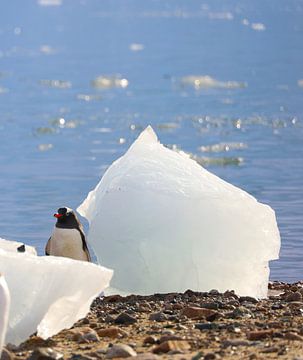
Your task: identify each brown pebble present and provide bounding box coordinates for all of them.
[105,344,137,358]
[181,306,218,320]
[247,330,273,340]
[143,336,158,345]
[152,340,191,354]
[285,291,302,302]
[71,327,100,343]
[159,335,183,343]
[104,295,123,303]
[97,327,122,338]
[284,332,303,341]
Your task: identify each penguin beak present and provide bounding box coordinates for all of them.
[54,213,63,218]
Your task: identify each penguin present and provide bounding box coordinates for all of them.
[45,207,91,262]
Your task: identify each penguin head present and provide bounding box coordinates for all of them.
[54,207,74,221]
[54,207,82,229]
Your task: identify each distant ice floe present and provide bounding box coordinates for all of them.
[37,0,62,6]
[208,12,233,20]
[0,238,113,345]
[77,94,102,102]
[251,22,266,31]
[78,126,280,298]
[91,75,129,89]
[40,45,57,55]
[198,142,248,153]
[40,79,71,89]
[241,19,266,31]
[38,144,53,152]
[129,43,144,52]
[181,75,247,89]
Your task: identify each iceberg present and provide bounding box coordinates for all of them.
[0,246,113,345]
[77,126,280,298]
[0,275,10,356]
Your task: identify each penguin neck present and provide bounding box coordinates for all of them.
[55,217,79,230]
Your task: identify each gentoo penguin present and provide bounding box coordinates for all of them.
[45,207,91,262]
[0,274,10,356]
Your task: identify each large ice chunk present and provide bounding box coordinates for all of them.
[0,275,10,356]
[0,247,113,345]
[0,238,37,255]
[77,126,280,298]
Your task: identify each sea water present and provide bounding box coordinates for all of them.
[0,0,302,282]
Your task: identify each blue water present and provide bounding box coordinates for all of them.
[0,0,302,282]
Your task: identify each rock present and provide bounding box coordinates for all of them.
[204,353,217,360]
[149,312,168,322]
[97,327,125,338]
[69,355,94,360]
[114,312,137,325]
[209,290,220,295]
[132,354,159,360]
[200,302,220,310]
[152,340,191,354]
[28,348,63,360]
[195,323,218,331]
[181,306,218,321]
[247,330,273,340]
[71,327,100,343]
[191,352,204,360]
[159,335,183,343]
[105,295,123,303]
[0,348,14,360]
[261,346,279,353]
[222,339,251,347]
[143,336,158,345]
[223,290,238,299]
[228,307,251,319]
[104,315,115,323]
[284,332,303,341]
[105,344,137,358]
[285,291,302,302]
[239,296,258,304]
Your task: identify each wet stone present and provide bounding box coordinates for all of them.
[105,344,137,358]
[72,328,100,343]
[143,335,157,345]
[152,340,191,354]
[28,348,63,360]
[149,312,168,322]
[247,330,273,341]
[97,327,122,338]
[0,348,14,360]
[195,323,218,331]
[114,312,137,325]
[285,291,302,302]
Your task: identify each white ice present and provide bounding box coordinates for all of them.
[0,275,10,356]
[77,126,280,298]
[0,246,113,345]
[0,238,37,255]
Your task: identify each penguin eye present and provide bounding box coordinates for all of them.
[57,207,67,215]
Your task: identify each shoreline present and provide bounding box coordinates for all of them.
[4,281,303,360]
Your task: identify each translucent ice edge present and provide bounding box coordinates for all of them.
[0,244,113,345]
[77,125,281,299]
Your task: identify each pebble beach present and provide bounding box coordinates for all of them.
[3,281,303,360]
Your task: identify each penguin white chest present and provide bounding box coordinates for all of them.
[49,227,87,261]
